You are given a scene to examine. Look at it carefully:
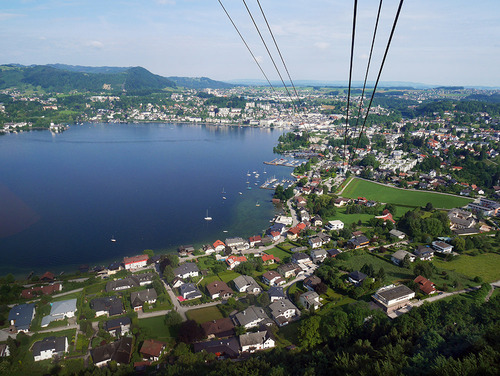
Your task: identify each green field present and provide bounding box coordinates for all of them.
[266,247,293,260]
[433,253,500,283]
[138,316,177,342]
[186,306,223,324]
[217,271,241,283]
[340,178,473,209]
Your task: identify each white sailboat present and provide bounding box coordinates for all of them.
[256,201,260,207]
[204,210,212,221]
[110,236,116,242]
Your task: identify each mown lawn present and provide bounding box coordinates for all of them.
[138,316,178,342]
[217,271,241,283]
[433,253,500,283]
[341,178,473,209]
[186,306,223,324]
[198,274,221,288]
[265,247,292,260]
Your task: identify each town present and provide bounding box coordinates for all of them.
[0,83,499,375]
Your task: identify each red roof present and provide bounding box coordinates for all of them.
[261,254,276,263]
[21,283,61,299]
[249,235,262,243]
[226,255,247,266]
[40,271,55,281]
[213,240,225,248]
[414,275,436,295]
[124,254,149,265]
[270,231,280,237]
[140,339,166,358]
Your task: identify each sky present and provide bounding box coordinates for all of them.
[1,0,499,87]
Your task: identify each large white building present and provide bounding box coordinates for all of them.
[372,285,415,313]
[325,220,344,231]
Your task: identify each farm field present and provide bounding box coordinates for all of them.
[433,253,500,283]
[186,306,223,324]
[340,178,473,209]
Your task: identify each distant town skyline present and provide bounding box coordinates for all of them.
[1,0,499,87]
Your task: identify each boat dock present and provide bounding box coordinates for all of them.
[260,177,295,190]
[263,158,304,168]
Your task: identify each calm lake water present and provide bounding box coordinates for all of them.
[0,123,292,276]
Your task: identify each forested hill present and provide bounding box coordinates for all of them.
[0,64,235,92]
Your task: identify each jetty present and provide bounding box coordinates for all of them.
[263,158,304,168]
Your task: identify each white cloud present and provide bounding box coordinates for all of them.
[155,0,175,5]
[86,40,104,49]
[314,42,330,50]
[0,13,22,21]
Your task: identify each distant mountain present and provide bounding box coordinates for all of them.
[0,64,235,92]
[167,76,236,89]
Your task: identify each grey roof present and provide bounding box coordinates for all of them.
[269,299,299,318]
[291,252,310,262]
[300,291,320,303]
[348,271,367,282]
[267,286,285,299]
[179,283,202,299]
[234,306,269,328]
[91,337,132,365]
[376,285,415,302]
[239,331,270,348]
[8,303,35,331]
[389,229,406,237]
[50,299,77,317]
[233,275,260,292]
[193,337,240,357]
[105,277,138,292]
[104,316,131,332]
[173,263,199,277]
[392,250,412,261]
[130,288,157,307]
[91,296,123,316]
[32,336,66,357]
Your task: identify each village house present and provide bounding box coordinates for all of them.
[267,230,281,242]
[274,215,293,226]
[413,246,434,261]
[22,283,62,299]
[248,235,262,247]
[206,281,233,300]
[193,337,240,359]
[372,284,415,313]
[225,237,249,250]
[130,289,158,311]
[299,291,321,311]
[104,316,131,337]
[261,270,286,286]
[325,220,344,231]
[123,255,149,270]
[179,283,203,301]
[391,250,416,265]
[432,241,454,254]
[448,208,476,230]
[173,263,199,279]
[239,331,275,353]
[348,235,370,249]
[261,254,277,264]
[303,275,322,291]
[213,240,226,252]
[308,236,323,249]
[41,298,77,327]
[327,249,343,258]
[178,245,195,256]
[269,299,300,327]
[291,252,313,267]
[233,275,261,294]
[233,306,271,329]
[92,337,133,367]
[277,263,302,279]
[91,297,124,317]
[8,303,36,333]
[334,197,350,207]
[202,244,215,255]
[32,336,68,362]
[348,271,368,285]
[105,273,154,292]
[414,275,437,295]
[140,339,166,362]
[287,223,306,240]
[312,215,323,227]
[389,229,406,240]
[226,255,247,270]
[201,317,235,339]
[268,286,286,302]
[311,249,327,264]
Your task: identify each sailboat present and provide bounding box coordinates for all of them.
[110,236,116,242]
[256,201,260,207]
[221,187,226,194]
[204,210,212,221]
[247,171,251,176]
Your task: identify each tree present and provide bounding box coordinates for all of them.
[425,202,434,211]
[178,320,203,343]
[376,267,386,281]
[402,254,411,269]
[298,315,322,350]
[452,236,466,253]
[314,282,328,295]
[143,249,154,258]
[164,311,183,327]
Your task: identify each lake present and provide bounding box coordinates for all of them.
[0,123,293,277]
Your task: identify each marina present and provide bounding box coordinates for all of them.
[263,158,304,168]
[259,177,296,190]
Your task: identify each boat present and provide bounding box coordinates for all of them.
[223,230,228,233]
[247,186,252,190]
[222,196,227,200]
[111,236,117,242]
[263,168,267,174]
[221,187,226,194]
[247,171,251,176]
[256,202,260,207]
[204,210,212,221]
[239,192,243,195]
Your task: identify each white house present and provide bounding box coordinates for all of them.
[391,250,416,265]
[269,299,300,327]
[239,331,275,353]
[325,220,344,231]
[41,299,77,327]
[123,255,149,270]
[372,284,415,313]
[32,337,68,362]
[432,241,454,254]
[173,263,199,279]
[299,291,322,311]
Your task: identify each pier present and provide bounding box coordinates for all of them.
[263,158,304,168]
[259,177,295,190]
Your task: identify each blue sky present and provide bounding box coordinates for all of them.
[1,0,499,86]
